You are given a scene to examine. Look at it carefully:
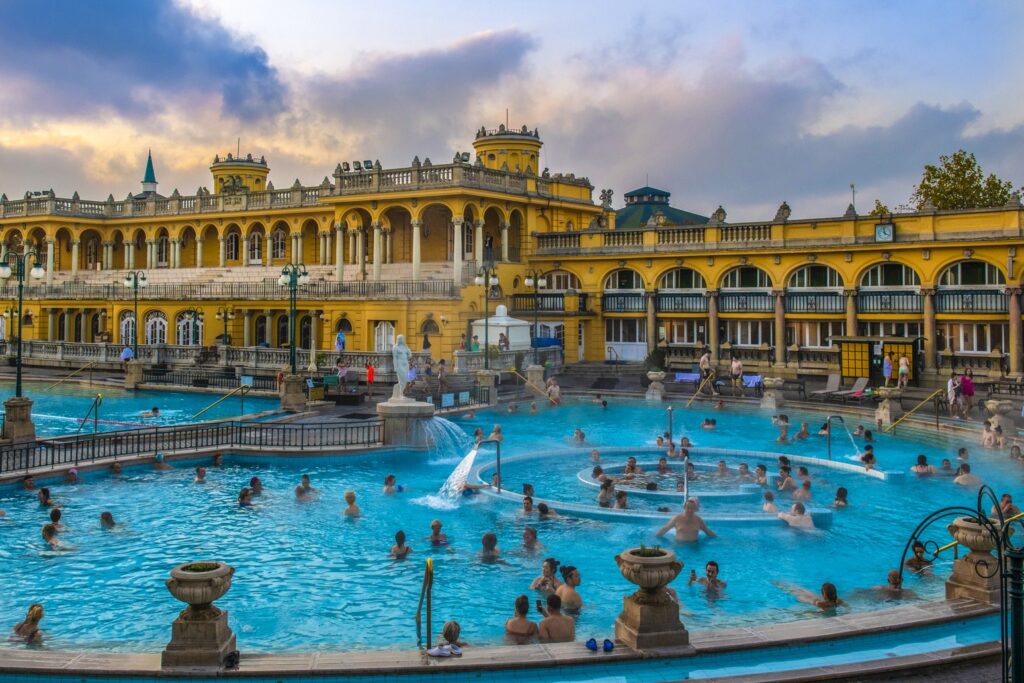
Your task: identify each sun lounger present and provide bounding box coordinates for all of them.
[808,374,840,400]
[828,377,869,402]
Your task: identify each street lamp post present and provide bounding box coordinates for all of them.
[474,265,499,370]
[523,269,546,363]
[215,306,235,347]
[122,271,147,357]
[278,264,310,375]
[0,249,46,398]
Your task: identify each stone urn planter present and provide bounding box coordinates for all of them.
[985,399,1018,437]
[645,371,667,401]
[760,376,785,409]
[874,387,903,426]
[944,517,1000,605]
[614,547,689,649]
[162,561,237,668]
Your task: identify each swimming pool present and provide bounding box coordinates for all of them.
[0,381,279,436]
[0,398,1017,653]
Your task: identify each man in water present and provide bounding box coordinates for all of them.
[522,526,541,551]
[954,463,982,487]
[342,491,361,517]
[688,560,727,591]
[992,493,1021,519]
[906,540,932,572]
[140,406,160,419]
[778,502,815,529]
[152,453,171,470]
[194,466,207,484]
[295,474,317,501]
[426,519,448,545]
[656,499,716,542]
[537,594,575,643]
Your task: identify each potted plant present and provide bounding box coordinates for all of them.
[641,349,667,388]
[615,545,682,603]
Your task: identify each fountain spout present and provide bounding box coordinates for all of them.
[824,414,856,461]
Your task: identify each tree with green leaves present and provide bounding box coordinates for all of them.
[868,199,889,217]
[911,149,1016,210]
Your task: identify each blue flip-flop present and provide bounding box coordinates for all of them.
[585,638,598,651]
[603,639,614,652]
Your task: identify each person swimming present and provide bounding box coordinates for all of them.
[48,508,64,531]
[343,490,361,517]
[140,406,160,419]
[775,580,844,612]
[530,557,563,595]
[100,511,117,529]
[701,418,717,430]
[688,560,727,591]
[12,604,44,644]
[194,466,207,484]
[480,532,501,561]
[238,487,253,506]
[572,428,585,443]
[537,503,557,518]
[249,477,263,495]
[427,519,448,545]
[555,565,582,610]
[391,530,412,559]
[37,488,56,508]
[41,523,61,549]
[153,452,171,470]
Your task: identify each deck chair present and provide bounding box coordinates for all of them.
[829,377,869,402]
[808,374,840,400]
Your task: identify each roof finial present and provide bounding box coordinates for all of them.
[142,149,157,185]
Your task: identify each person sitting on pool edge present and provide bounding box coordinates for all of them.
[778,502,815,529]
[12,604,44,644]
[140,406,160,419]
[391,530,412,559]
[505,595,539,644]
[656,499,716,543]
[688,560,726,591]
[537,593,575,642]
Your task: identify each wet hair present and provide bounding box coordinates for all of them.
[100,511,114,525]
[601,400,608,408]
[764,491,775,502]
[385,474,396,485]
[960,463,971,473]
[793,502,806,514]
[780,466,792,475]
[821,582,838,602]
[238,487,251,502]
[958,447,968,456]
[560,565,578,581]
[523,526,537,539]
[592,466,604,477]
[514,595,530,616]
[616,490,627,499]
[522,483,535,496]
[756,464,767,472]
[645,482,658,491]
[916,454,928,466]
[543,557,560,573]
[797,466,809,476]
[537,503,551,514]
[38,487,51,502]
[546,593,562,610]
[912,540,925,552]
[778,456,790,467]
[835,486,848,501]
[680,448,689,458]
[49,508,61,524]
[41,523,57,540]
[442,620,460,644]
[249,476,261,488]
[523,495,535,504]
[706,560,719,572]
[482,532,498,550]
[395,530,406,545]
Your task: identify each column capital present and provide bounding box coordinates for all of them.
[706,289,720,298]
[46,238,54,245]
[920,286,936,296]
[500,221,510,230]
[771,289,785,298]
[843,288,858,297]
[474,219,484,228]
[1006,286,1022,297]
[411,219,423,227]
[452,217,465,226]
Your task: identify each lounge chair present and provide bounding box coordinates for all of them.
[808,374,840,400]
[829,377,869,403]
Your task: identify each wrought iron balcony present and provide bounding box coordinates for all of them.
[719,291,773,313]
[655,292,708,313]
[857,290,923,314]
[601,292,646,313]
[785,291,844,314]
[935,289,1007,313]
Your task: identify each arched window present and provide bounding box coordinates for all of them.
[603,269,644,291]
[299,315,312,349]
[788,265,843,289]
[659,267,706,290]
[144,311,167,345]
[175,311,204,345]
[374,321,395,352]
[541,270,581,291]
[272,229,287,259]
[939,260,1005,287]
[248,234,263,263]
[722,267,771,289]
[276,316,290,347]
[255,316,268,346]
[226,233,239,261]
[120,311,136,347]
[421,319,440,335]
[336,318,353,334]
[860,263,920,288]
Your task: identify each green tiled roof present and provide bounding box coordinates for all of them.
[616,186,708,229]
[143,150,156,184]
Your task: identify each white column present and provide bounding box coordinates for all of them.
[325,230,333,266]
[218,238,226,267]
[311,311,320,354]
[335,224,345,282]
[146,240,155,267]
[372,222,382,281]
[122,241,130,271]
[349,231,356,264]
[70,240,80,278]
[296,233,303,264]
[241,236,249,266]
[500,222,509,261]
[452,218,464,286]
[196,238,203,268]
[384,229,392,264]
[319,233,327,265]
[243,310,252,347]
[170,239,178,269]
[46,240,55,285]
[264,234,271,265]
[474,220,483,269]
[356,230,365,275]
[411,219,422,281]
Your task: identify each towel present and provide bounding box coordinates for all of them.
[675,372,700,383]
[742,375,763,389]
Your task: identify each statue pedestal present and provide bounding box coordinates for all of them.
[760,377,785,410]
[161,562,236,669]
[377,394,435,446]
[944,517,1001,604]
[124,360,144,390]
[874,388,903,427]
[279,374,307,412]
[614,548,689,650]
[645,371,666,401]
[526,364,545,388]
[2,396,35,443]
[985,400,1018,437]
[474,370,498,405]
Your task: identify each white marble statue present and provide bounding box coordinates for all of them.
[392,334,413,399]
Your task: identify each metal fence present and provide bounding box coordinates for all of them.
[0,420,384,475]
[141,368,277,390]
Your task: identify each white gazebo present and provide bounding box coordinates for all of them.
[471,305,532,351]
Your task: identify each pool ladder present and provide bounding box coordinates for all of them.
[414,558,434,648]
[191,383,253,420]
[75,393,103,435]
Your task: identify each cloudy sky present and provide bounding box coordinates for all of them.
[0,0,1021,220]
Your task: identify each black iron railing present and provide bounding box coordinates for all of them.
[785,292,844,313]
[602,292,646,313]
[857,291,923,313]
[142,368,277,390]
[0,420,384,474]
[428,385,491,410]
[718,292,773,313]
[655,292,708,313]
[936,289,1008,313]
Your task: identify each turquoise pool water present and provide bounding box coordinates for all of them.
[0,398,1018,654]
[0,381,278,436]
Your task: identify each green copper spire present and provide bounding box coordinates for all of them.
[142,149,156,184]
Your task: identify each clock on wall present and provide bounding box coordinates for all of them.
[874,223,894,242]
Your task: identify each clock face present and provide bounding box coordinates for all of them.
[875,223,894,242]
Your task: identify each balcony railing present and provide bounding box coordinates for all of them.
[0,279,457,301]
[719,291,773,313]
[655,292,708,313]
[935,289,1008,313]
[857,290,923,314]
[453,347,562,373]
[510,292,590,313]
[602,292,646,313]
[536,233,581,254]
[785,291,844,314]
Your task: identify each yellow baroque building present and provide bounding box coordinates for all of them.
[0,124,1021,386]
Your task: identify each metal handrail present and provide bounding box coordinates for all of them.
[884,387,944,433]
[414,558,434,648]
[686,372,715,408]
[75,393,103,435]
[191,383,252,419]
[508,369,555,404]
[44,361,98,391]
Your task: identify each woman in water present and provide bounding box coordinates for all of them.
[657,457,671,475]
[238,488,253,506]
[530,557,563,595]
[775,581,845,612]
[391,530,412,559]
[480,532,501,561]
[473,428,485,445]
[762,490,778,513]
[596,480,615,508]
[100,511,117,529]
[504,595,539,644]
[426,519,448,546]
[556,566,583,611]
[833,487,849,507]
[613,490,628,510]
[249,477,263,495]
[12,604,44,644]
[911,454,936,475]
[755,464,768,486]
[37,488,56,508]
